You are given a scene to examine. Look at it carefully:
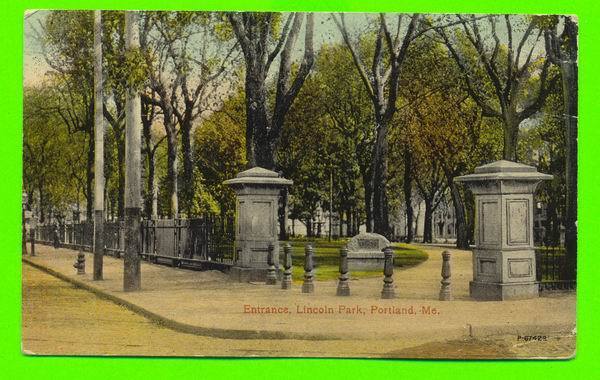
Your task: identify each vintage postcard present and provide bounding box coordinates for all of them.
[21,9,577,359]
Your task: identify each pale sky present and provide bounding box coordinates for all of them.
[23,11,548,87]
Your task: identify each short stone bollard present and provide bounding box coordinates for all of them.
[336,247,350,296]
[381,246,395,299]
[266,242,277,285]
[439,250,452,301]
[301,244,315,293]
[281,243,293,289]
[73,248,85,275]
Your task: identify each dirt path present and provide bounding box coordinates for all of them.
[19,263,461,357]
[22,262,575,358]
[22,244,576,357]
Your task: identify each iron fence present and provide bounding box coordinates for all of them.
[104,221,124,256]
[535,246,576,291]
[34,215,236,271]
[139,216,235,268]
[36,221,93,250]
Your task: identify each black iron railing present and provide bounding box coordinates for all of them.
[34,215,236,271]
[535,246,576,291]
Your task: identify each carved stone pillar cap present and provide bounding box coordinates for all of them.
[454,160,553,183]
[223,167,293,187]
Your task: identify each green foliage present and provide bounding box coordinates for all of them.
[277,42,373,229]
[23,84,88,219]
[193,90,247,217]
[43,11,93,81]
[518,83,566,245]
[25,11,568,246]
[124,47,149,91]
[188,168,221,216]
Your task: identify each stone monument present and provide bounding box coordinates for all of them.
[224,167,292,282]
[455,160,552,300]
[346,232,390,270]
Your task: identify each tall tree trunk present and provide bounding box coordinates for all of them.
[448,176,469,249]
[86,132,94,221]
[561,17,578,282]
[502,112,520,161]
[123,11,142,292]
[403,147,414,243]
[545,201,559,246]
[152,169,158,219]
[166,127,179,218]
[362,173,374,232]
[423,197,433,243]
[38,186,45,223]
[180,118,194,216]
[245,65,270,168]
[278,187,288,240]
[345,209,352,237]
[145,150,155,218]
[115,130,125,219]
[371,121,390,238]
[305,218,313,238]
[93,9,104,281]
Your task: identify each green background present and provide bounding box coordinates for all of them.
[2,0,596,378]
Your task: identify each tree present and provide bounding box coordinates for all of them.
[333,13,425,238]
[393,36,453,243]
[37,10,95,220]
[93,9,105,281]
[437,14,558,161]
[123,10,142,292]
[102,11,127,219]
[139,12,182,218]
[23,84,88,221]
[227,12,315,169]
[394,38,503,248]
[140,90,166,218]
[150,12,239,216]
[276,75,330,237]
[543,15,577,280]
[311,43,373,233]
[518,90,566,248]
[193,90,247,219]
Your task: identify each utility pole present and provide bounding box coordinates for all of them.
[123,11,142,291]
[93,10,105,281]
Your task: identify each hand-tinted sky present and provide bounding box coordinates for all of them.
[23,10,548,87]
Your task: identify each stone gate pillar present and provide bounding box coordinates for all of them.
[224,167,292,282]
[455,160,552,301]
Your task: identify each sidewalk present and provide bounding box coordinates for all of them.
[22,244,576,343]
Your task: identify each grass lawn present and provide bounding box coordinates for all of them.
[282,238,428,282]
